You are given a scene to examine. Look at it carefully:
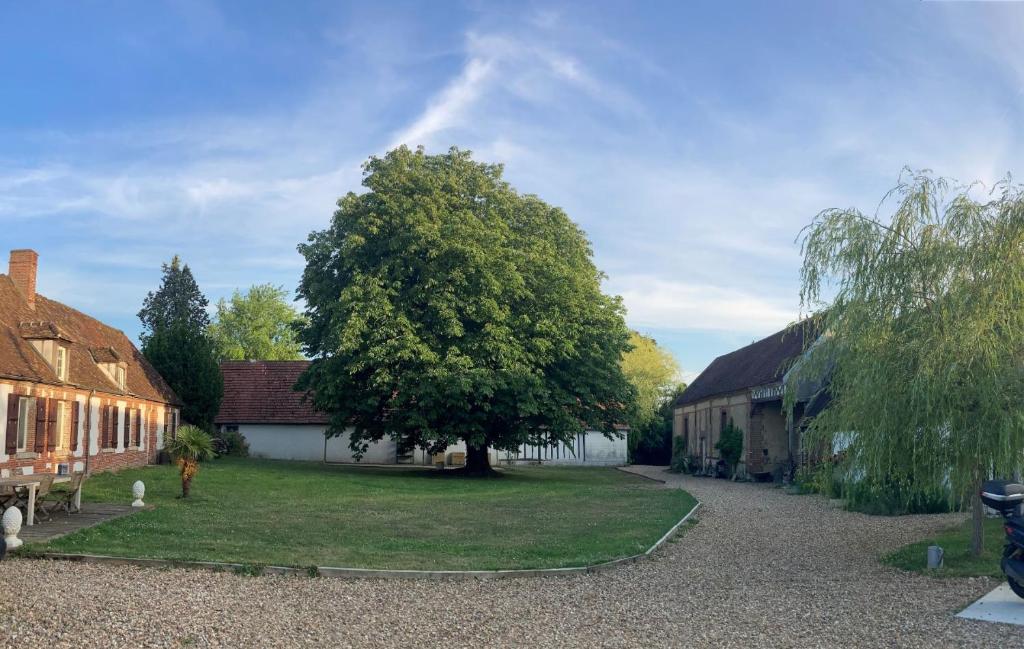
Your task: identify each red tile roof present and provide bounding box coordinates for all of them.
[215,360,326,425]
[0,274,180,404]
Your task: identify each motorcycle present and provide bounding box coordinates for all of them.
[980,480,1024,598]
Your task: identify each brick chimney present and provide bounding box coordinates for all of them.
[9,249,39,309]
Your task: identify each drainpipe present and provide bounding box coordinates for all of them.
[84,390,96,476]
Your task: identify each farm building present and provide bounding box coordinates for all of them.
[672,323,818,480]
[215,360,628,466]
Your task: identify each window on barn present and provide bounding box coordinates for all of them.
[116,365,126,390]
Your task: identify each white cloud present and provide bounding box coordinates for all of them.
[610,275,797,335]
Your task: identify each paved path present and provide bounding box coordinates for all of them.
[1,467,1020,648]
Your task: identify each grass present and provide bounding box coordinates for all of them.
[36,458,696,571]
[882,516,1007,578]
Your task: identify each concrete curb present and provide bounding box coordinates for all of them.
[30,501,701,581]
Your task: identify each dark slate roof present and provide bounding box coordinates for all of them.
[675,323,809,406]
[0,274,181,404]
[215,360,327,425]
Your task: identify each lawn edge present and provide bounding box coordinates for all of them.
[29,501,701,580]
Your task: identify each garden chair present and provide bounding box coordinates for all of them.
[27,475,56,523]
[48,472,85,514]
[0,485,17,510]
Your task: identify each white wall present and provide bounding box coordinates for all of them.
[237,424,398,464]
[514,431,628,466]
[233,425,626,466]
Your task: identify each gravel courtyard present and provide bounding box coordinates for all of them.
[1,466,1020,648]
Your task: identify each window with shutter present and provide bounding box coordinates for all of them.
[70,401,80,452]
[35,397,49,453]
[111,406,120,448]
[48,401,60,452]
[5,394,19,454]
[99,404,108,448]
[123,408,131,448]
[134,409,142,447]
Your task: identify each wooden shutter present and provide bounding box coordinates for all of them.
[112,406,120,448]
[99,404,107,448]
[35,397,48,453]
[70,401,80,452]
[46,401,58,451]
[134,409,142,446]
[5,394,19,454]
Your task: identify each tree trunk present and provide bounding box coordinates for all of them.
[971,479,984,557]
[181,462,194,498]
[464,442,494,477]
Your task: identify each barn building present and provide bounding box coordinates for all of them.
[215,360,628,466]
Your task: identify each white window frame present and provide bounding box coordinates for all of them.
[16,398,31,452]
[55,346,68,381]
[116,365,126,390]
[54,401,67,450]
[126,408,134,447]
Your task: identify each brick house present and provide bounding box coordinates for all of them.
[1,249,181,478]
[672,323,811,480]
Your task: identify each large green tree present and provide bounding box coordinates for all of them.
[209,284,304,361]
[139,256,224,430]
[790,170,1024,556]
[296,146,636,475]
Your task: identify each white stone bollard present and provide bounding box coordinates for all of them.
[132,480,146,508]
[2,506,23,549]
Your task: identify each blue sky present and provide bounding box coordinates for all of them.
[2,1,1022,381]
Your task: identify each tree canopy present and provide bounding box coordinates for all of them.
[139,256,223,430]
[209,284,304,361]
[790,170,1024,554]
[621,331,680,429]
[296,146,636,474]
[620,332,681,463]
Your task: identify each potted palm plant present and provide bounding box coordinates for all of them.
[165,425,216,498]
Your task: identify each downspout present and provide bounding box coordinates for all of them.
[84,389,96,476]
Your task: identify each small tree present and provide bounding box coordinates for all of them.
[715,423,744,479]
[165,425,216,498]
[791,170,1024,556]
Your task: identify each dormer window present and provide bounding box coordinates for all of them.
[55,346,68,381]
[116,365,127,390]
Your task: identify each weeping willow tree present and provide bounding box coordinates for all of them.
[790,170,1024,556]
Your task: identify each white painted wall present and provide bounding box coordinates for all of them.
[230,424,627,466]
[237,424,398,464]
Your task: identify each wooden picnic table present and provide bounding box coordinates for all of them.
[0,474,81,526]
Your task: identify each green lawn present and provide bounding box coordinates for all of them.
[882,516,1007,578]
[36,458,695,571]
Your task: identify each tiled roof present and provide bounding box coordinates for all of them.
[675,323,809,406]
[215,360,326,425]
[19,321,69,340]
[0,274,180,404]
[90,347,121,363]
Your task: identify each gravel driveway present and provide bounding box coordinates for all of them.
[1,466,1020,648]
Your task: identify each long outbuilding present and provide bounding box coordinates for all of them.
[673,323,814,480]
[215,360,629,467]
